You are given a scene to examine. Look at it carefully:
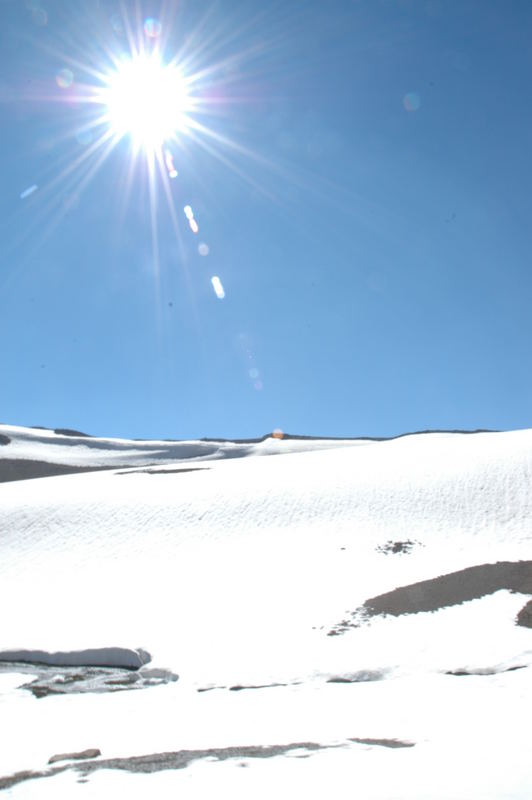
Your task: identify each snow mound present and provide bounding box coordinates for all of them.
[0,647,151,670]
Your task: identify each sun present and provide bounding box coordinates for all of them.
[102,54,192,154]
[19,6,280,310]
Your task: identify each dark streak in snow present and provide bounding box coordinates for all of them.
[349,737,415,749]
[0,742,338,790]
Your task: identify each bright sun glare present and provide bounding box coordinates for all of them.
[104,55,191,152]
[37,7,262,302]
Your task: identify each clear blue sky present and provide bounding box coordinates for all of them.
[1,0,531,439]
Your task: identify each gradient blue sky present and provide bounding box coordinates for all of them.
[1,0,531,439]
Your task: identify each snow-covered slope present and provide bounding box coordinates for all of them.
[0,426,531,798]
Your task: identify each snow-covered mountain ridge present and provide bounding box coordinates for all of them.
[0,423,498,482]
[0,423,367,482]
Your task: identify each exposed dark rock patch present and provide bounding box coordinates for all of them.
[116,467,209,476]
[363,561,532,616]
[228,682,292,691]
[445,665,527,677]
[328,609,371,635]
[329,561,532,635]
[376,540,421,556]
[326,670,385,684]
[0,767,63,791]
[0,663,178,698]
[0,458,193,483]
[0,434,10,446]
[23,669,142,698]
[348,737,415,749]
[201,675,388,691]
[54,428,92,437]
[49,749,101,765]
[198,682,295,692]
[516,599,532,628]
[0,650,177,699]
[0,459,130,483]
[0,741,337,790]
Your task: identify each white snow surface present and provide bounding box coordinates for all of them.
[0,425,531,798]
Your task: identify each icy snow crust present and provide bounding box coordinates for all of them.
[0,425,531,798]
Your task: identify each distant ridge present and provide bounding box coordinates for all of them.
[53,428,92,438]
[1,424,499,444]
[28,426,92,437]
[3,424,501,447]
[199,429,498,444]
[0,425,502,484]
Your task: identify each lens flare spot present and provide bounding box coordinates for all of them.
[254,380,263,391]
[249,368,259,379]
[189,219,199,234]
[20,184,38,200]
[184,205,194,220]
[198,243,209,256]
[144,17,162,38]
[110,13,124,35]
[164,149,178,178]
[32,7,47,26]
[403,92,421,111]
[211,276,225,299]
[56,68,73,89]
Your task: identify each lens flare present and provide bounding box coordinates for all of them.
[164,149,178,178]
[198,243,209,256]
[184,205,199,232]
[144,17,162,38]
[211,276,225,299]
[109,14,124,35]
[20,184,38,200]
[32,7,47,26]
[56,68,74,89]
[403,92,421,111]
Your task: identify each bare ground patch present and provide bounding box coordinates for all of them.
[329,560,532,635]
[0,741,340,791]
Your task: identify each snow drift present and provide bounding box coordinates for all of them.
[0,647,151,670]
